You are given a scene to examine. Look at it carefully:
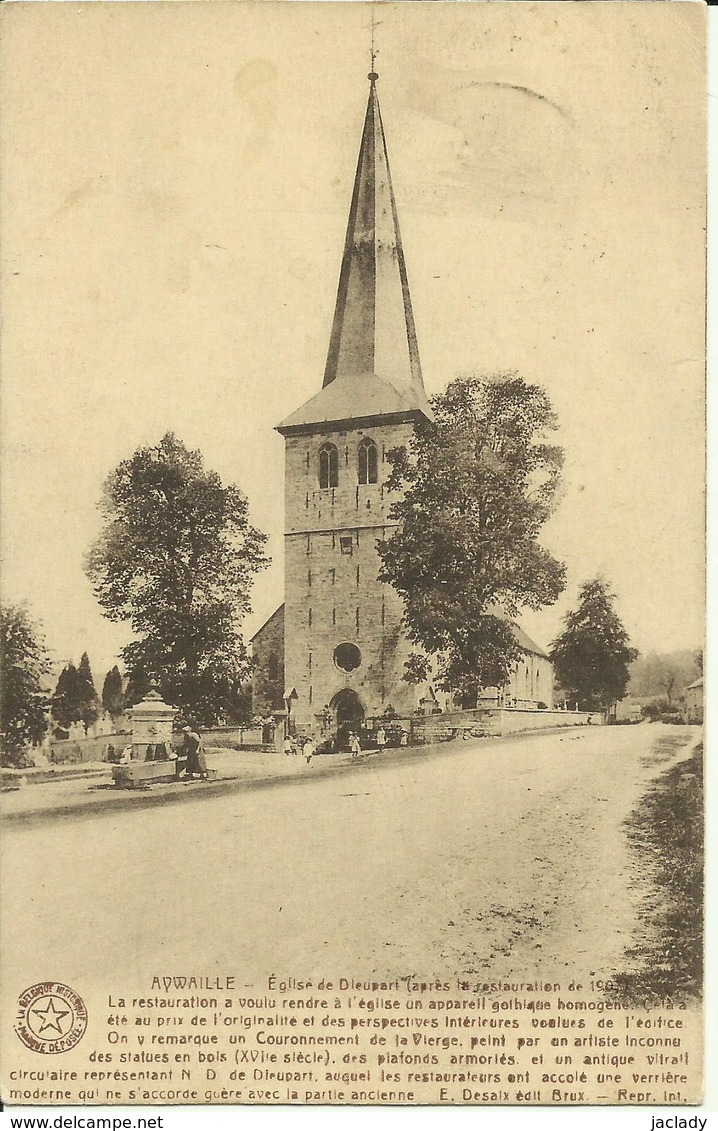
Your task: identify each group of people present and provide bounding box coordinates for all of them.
[351,726,387,757]
[348,727,386,758]
[282,725,389,763]
[283,735,316,763]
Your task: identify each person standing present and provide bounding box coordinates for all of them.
[376,725,387,754]
[349,732,361,760]
[303,736,316,764]
[180,725,209,781]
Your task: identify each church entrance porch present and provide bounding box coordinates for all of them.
[330,689,365,750]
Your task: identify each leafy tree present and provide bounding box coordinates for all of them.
[0,602,52,764]
[658,661,677,706]
[550,578,638,712]
[77,651,99,732]
[102,665,126,721]
[377,373,565,699]
[85,432,269,726]
[52,663,84,729]
[125,664,151,707]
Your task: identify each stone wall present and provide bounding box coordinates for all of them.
[410,706,595,743]
[478,652,554,710]
[488,707,596,735]
[251,605,285,715]
[507,652,554,709]
[202,727,265,748]
[48,733,129,764]
[283,420,422,730]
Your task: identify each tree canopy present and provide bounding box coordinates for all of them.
[102,666,125,721]
[377,373,565,698]
[51,656,98,731]
[85,432,269,725]
[52,663,83,729]
[550,578,638,711]
[1,602,51,763]
[78,652,99,731]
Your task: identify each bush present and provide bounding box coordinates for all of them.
[642,698,682,723]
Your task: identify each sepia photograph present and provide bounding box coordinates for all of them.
[0,0,708,1110]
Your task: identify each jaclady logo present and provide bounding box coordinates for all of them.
[15,982,87,1054]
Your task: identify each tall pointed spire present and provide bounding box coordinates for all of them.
[323,71,424,395]
[278,71,432,435]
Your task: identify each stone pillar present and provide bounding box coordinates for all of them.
[129,688,177,761]
[272,710,288,754]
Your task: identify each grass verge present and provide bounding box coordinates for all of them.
[612,741,703,1005]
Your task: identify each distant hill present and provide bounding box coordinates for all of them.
[628,650,702,703]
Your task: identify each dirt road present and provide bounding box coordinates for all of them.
[1,723,697,994]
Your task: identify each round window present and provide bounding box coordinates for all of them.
[333,642,362,672]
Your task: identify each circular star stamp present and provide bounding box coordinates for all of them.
[15,982,87,1054]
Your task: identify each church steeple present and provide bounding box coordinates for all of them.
[323,71,424,394]
[278,72,432,435]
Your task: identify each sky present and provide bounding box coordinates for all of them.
[0,1,706,682]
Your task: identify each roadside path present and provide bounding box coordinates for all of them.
[0,725,589,825]
[1,723,697,994]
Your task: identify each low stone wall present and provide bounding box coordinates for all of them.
[47,725,270,762]
[410,710,489,745]
[48,733,129,765]
[202,727,265,749]
[38,710,597,764]
[488,707,596,735]
[200,711,598,751]
[410,706,595,744]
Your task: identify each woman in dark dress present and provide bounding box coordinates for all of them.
[179,726,208,780]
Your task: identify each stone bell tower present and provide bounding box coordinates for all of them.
[276,71,433,738]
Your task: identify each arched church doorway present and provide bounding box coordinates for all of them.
[330,688,365,750]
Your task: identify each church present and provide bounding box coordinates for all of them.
[251,71,554,740]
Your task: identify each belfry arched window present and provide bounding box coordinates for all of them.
[358,437,378,485]
[319,443,339,489]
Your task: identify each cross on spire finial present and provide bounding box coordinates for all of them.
[369,9,381,81]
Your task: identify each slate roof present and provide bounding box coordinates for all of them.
[511,623,551,660]
[277,73,433,435]
[250,603,284,644]
[276,372,433,434]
